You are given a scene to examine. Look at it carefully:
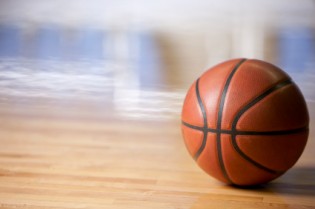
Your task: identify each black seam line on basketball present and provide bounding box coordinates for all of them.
[182,121,214,132]
[193,78,208,161]
[182,120,308,136]
[230,79,293,175]
[216,58,247,184]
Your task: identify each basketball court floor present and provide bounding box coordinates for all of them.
[0,1,314,208]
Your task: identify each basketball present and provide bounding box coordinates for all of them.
[181,58,309,186]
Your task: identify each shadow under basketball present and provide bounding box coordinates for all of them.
[263,166,315,196]
[189,166,315,209]
[230,166,315,196]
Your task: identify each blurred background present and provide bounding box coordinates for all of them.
[0,0,314,120]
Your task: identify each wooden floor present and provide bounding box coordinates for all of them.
[0,63,314,209]
[0,1,315,208]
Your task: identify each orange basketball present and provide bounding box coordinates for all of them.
[181,58,309,186]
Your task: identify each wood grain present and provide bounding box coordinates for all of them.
[0,85,314,209]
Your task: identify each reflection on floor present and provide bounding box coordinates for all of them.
[0,24,183,121]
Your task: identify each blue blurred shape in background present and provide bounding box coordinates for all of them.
[278,27,315,73]
[34,26,62,60]
[72,28,104,60]
[0,25,21,57]
[130,31,163,89]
